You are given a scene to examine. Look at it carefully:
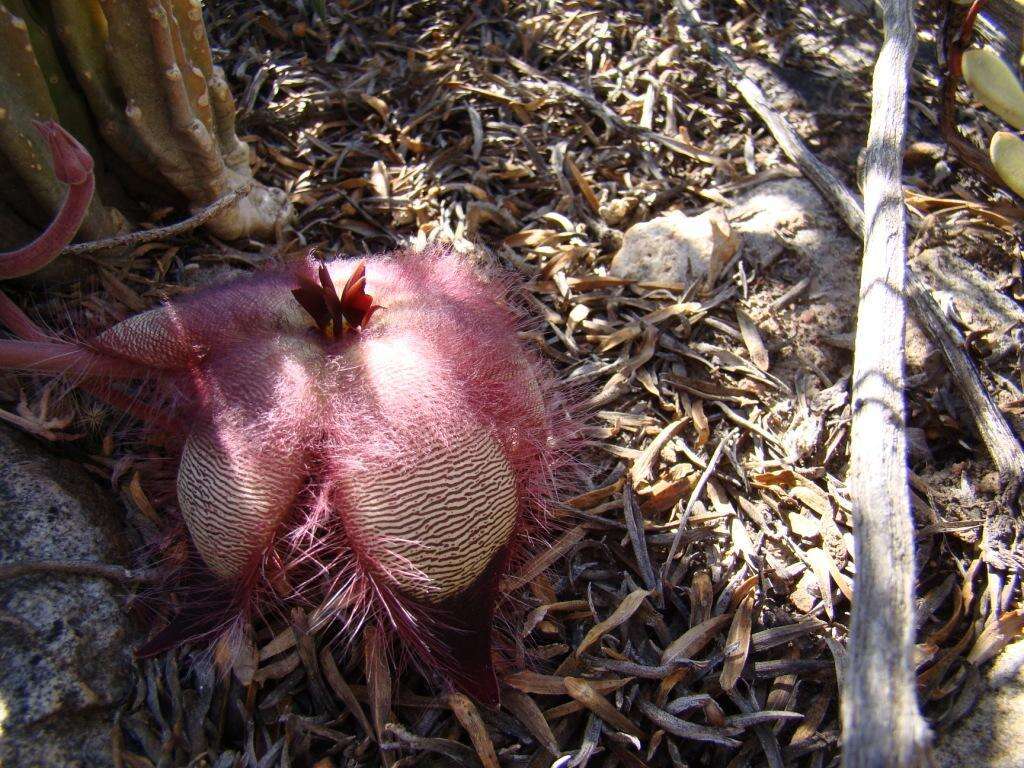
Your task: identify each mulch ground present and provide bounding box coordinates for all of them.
[4,1,1022,766]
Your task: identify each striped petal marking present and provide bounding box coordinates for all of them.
[177,421,305,580]
[339,423,519,603]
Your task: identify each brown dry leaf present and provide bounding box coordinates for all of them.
[576,588,651,656]
[370,160,390,198]
[503,524,586,590]
[360,92,390,120]
[448,693,500,768]
[736,307,770,371]
[790,689,832,744]
[806,548,835,619]
[567,479,622,509]
[502,670,630,696]
[258,627,296,661]
[690,571,714,627]
[320,647,374,737]
[564,153,601,213]
[564,677,644,738]
[790,484,834,518]
[728,575,759,610]
[100,269,147,312]
[640,473,697,514]
[967,610,1024,665]
[503,229,564,248]
[662,613,732,664]
[693,398,710,448]
[566,275,634,290]
[730,517,758,560]
[127,472,161,525]
[720,593,755,691]
[502,690,560,755]
[631,419,685,485]
[252,651,300,683]
[751,469,800,488]
[227,625,257,686]
[825,550,854,602]
[364,626,392,741]
[636,699,742,749]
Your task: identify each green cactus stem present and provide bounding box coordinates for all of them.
[0,0,291,280]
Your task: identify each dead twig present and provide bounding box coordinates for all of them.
[674,0,1024,512]
[906,275,1024,498]
[845,1,931,765]
[0,559,162,585]
[60,183,254,257]
[661,429,735,578]
[939,0,1003,186]
[671,0,864,232]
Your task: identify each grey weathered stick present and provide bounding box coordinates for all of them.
[661,430,734,579]
[623,482,658,592]
[674,1,933,764]
[844,3,931,765]
[907,274,1024,490]
[672,0,864,236]
[674,0,1024,505]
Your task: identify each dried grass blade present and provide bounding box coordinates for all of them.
[631,419,686,485]
[736,307,770,371]
[967,609,1024,665]
[364,626,392,743]
[661,614,732,665]
[636,699,742,748]
[382,723,478,767]
[720,593,755,691]
[502,689,560,755]
[576,587,651,657]
[503,524,586,590]
[623,484,658,591]
[789,689,832,745]
[503,671,631,696]
[563,677,644,738]
[447,692,500,768]
[807,548,835,619]
[320,647,374,738]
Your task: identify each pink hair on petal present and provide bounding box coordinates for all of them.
[1,241,586,704]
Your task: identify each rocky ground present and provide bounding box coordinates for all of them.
[0,1,1022,766]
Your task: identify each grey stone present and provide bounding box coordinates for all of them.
[0,425,131,767]
[610,207,738,289]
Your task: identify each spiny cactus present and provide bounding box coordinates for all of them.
[0,0,290,274]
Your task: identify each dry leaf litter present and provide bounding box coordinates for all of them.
[1,1,1022,766]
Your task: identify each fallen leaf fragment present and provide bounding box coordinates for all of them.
[564,677,644,738]
[576,588,651,656]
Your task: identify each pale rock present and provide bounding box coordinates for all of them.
[936,637,1024,768]
[610,207,738,289]
[599,197,637,227]
[787,511,821,540]
[727,178,853,268]
[727,178,862,379]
